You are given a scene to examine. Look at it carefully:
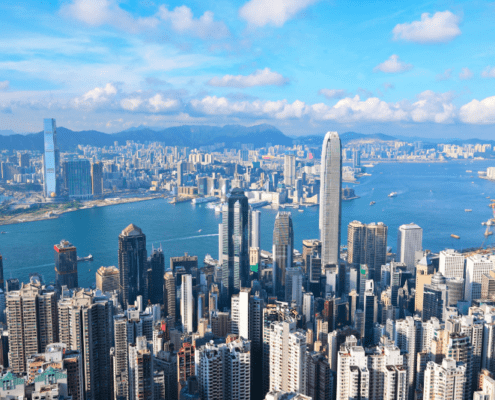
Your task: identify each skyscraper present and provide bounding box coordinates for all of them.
[397,223,423,274]
[54,240,78,290]
[284,154,296,186]
[95,266,120,293]
[91,162,103,196]
[465,254,494,303]
[181,274,193,334]
[129,336,154,400]
[273,212,294,298]
[146,246,164,305]
[249,209,261,249]
[319,131,342,267]
[220,188,249,302]
[64,159,92,199]
[118,224,147,308]
[163,271,176,320]
[423,359,466,400]
[0,253,3,291]
[43,118,60,198]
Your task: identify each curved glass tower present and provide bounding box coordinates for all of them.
[319,131,342,267]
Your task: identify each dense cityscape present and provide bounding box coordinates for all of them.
[0,118,493,400]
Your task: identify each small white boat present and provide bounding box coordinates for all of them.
[388,192,398,197]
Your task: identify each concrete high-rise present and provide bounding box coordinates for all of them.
[118,224,147,308]
[129,336,154,400]
[220,188,250,302]
[439,249,465,279]
[284,154,296,186]
[163,271,176,320]
[465,254,494,303]
[231,288,250,339]
[249,209,261,249]
[43,118,60,198]
[319,131,342,267]
[181,274,194,334]
[54,240,78,290]
[95,266,120,293]
[397,223,423,274]
[423,358,466,400]
[91,162,104,196]
[273,212,294,298]
[0,253,4,291]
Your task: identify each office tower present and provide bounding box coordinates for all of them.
[336,336,369,400]
[6,280,58,374]
[303,292,315,326]
[91,161,104,195]
[211,311,229,337]
[5,277,20,292]
[164,271,176,320]
[482,271,495,299]
[319,131,342,267]
[423,272,449,322]
[306,351,333,400]
[268,320,307,394]
[395,316,422,399]
[302,239,321,275]
[57,290,112,400]
[285,267,303,307]
[170,253,198,274]
[415,254,434,313]
[231,288,250,339]
[54,239,78,290]
[273,212,294,298]
[249,209,261,249]
[95,266,120,293]
[181,274,193,334]
[195,338,251,400]
[129,336,154,400]
[465,255,494,303]
[439,249,465,279]
[178,343,195,395]
[118,224,147,308]
[0,253,3,291]
[397,223,423,274]
[64,159,92,198]
[249,247,261,275]
[447,277,465,306]
[424,358,466,400]
[177,161,186,186]
[284,154,296,186]
[18,152,29,168]
[43,118,60,197]
[146,246,165,304]
[352,149,360,169]
[347,221,388,281]
[250,295,264,400]
[363,280,377,347]
[220,188,250,301]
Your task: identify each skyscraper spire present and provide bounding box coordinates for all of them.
[319,131,342,267]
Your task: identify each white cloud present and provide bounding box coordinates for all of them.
[74,83,118,107]
[436,68,453,81]
[157,5,229,39]
[481,66,495,78]
[373,55,413,74]
[410,90,456,123]
[459,67,473,80]
[208,68,288,88]
[148,94,180,112]
[459,96,495,124]
[0,81,9,90]
[239,0,320,27]
[120,98,143,111]
[318,89,347,99]
[392,11,461,43]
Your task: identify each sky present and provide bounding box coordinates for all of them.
[1,0,495,138]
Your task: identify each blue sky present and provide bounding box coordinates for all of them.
[1,0,495,138]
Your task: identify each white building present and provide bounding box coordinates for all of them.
[423,358,466,400]
[439,249,465,279]
[231,288,250,339]
[465,255,494,303]
[284,154,296,186]
[397,223,423,274]
[181,274,193,334]
[336,336,369,400]
[303,293,314,325]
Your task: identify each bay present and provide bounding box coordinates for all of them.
[0,160,494,288]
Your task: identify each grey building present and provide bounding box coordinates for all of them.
[43,118,60,197]
[273,212,294,299]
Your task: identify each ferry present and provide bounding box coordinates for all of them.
[370,201,376,206]
[298,209,304,212]
[465,209,472,212]
[466,170,473,173]
[77,254,93,262]
[388,192,398,197]
[192,196,218,204]
[451,234,460,239]
[249,200,269,209]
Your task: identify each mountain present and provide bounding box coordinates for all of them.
[0,124,292,152]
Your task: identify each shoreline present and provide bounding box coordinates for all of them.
[0,195,165,227]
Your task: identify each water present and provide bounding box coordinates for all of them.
[0,160,494,287]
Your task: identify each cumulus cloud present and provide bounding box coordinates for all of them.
[120,98,143,111]
[392,11,461,43]
[148,94,180,112]
[373,55,413,74]
[0,81,9,90]
[459,96,495,124]
[239,0,320,27]
[73,83,119,107]
[318,89,348,99]
[410,90,456,123]
[481,66,495,78]
[436,68,453,81]
[207,68,288,88]
[157,5,229,39]
[459,67,473,80]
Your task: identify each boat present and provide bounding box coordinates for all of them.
[0,231,5,234]
[485,232,494,237]
[388,192,398,197]
[192,196,218,204]
[198,229,202,233]
[298,209,304,212]
[370,201,376,205]
[465,209,472,212]
[77,254,93,262]
[249,200,269,209]
[451,234,460,239]
[466,170,473,173]
[363,164,375,168]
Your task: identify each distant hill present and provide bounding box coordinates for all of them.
[0,124,293,152]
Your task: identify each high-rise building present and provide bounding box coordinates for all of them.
[319,131,342,267]
[177,161,186,186]
[181,274,193,334]
[195,338,251,400]
[146,246,165,305]
[170,253,198,274]
[43,118,60,197]
[118,224,147,308]
[178,343,195,396]
[336,336,368,400]
[18,152,30,168]
[302,239,321,275]
[220,188,250,301]
[397,223,423,274]
[273,212,294,298]
[439,249,465,279]
[306,351,333,400]
[91,162,104,196]
[249,210,261,249]
[7,280,58,374]
[363,280,377,348]
[129,336,154,400]
[303,292,315,326]
[423,358,466,400]
[415,254,434,313]
[54,240,78,290]
[163,271,176,320]
[465,254,494,303]
[284,154,296,186]
[95,266,120,293]
[0,253,4,291]
[285,267,303,307]
[422,272,449,322]
[64,159,92,199]
[231,288,250,339]
[57,289,113,400]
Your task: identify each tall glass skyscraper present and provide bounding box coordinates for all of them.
[64,159,92,198]
[319,131,342,267]
[43,118,60,197]
[272,212,294,298]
